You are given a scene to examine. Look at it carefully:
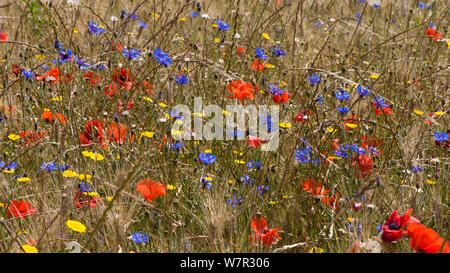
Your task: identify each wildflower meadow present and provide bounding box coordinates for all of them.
[0,0,448,256]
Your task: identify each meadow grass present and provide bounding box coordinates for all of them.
[0,0,448,253]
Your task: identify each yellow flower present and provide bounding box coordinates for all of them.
[269,201,279,205]
[152,13,160,19]
[234,160,246,164]
[413,109,424,115]
[22,244,38,253]
[90,153,104,161]
[73,27,78,33]
[167,185,176,190]
[345,123,357,129]
[83,192,99,197]
[50,96,62,101]
[227,180,233,185]
[171,130,183,136]
[78,174,92,180]
[264,63,275,68]
[8,134,21,141]
[262,33,270,40]
[326,127,336,133]
[214,38,220,43]
[370,74,379,79]
[16,177,31,182]
[309,246,324,253]
[63,170,78,178]
[66,220,87,233]
[204,149,212,153]
[142,96,153,102]
[140,131,155,138]
[107,196,113,202]
[36,54,45,60]
[3,169,14,174]
[180,17,186,21]
[426,179,436,185]
[434,111,445,116]
[159,102,168,108]
[82,151,94,158]
[279,122,292,128]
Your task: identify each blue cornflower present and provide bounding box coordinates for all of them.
[95,64,106,70]
[256,47,267,60]
[227,194,243,207]
[419,2,426,9]
[308,73,321,85]
[295,140,321,165]
[315,95,324,106]
[138,20,148,29]
[78,182,93,193]
[313,20,323,27]
[75,56,90,70]
[228,129,244,138]
[190,12,198,17]
[198,152,216,165]
[246,160,262,169]
[122,48,141,60]
[153,48,173,67]
[168,109,184,120]
[121,10,138,20]
[434,132,449,142]
[256,185,271,195]
[335,89,351,101]
[411,166,423,174]
[170,142,184,150]
[272,46,286,57]
[216,19,230,31]
[58,49,74,64]
[175,74,189,84]
[429,22,435,29]
[373,3,380,8]
[54,39,63,49]
[241,174,255,185]
[40,162,59,171]
[22,70,34,78]
[268,83,285,95]
[372,95,389,109]
[357,85,370,97]
[201,176,213,189]
[88,21,106,35]
[356,12,361,20]
[0,161,17,170]
[337,107,349,113]
[427,4,432,8]
[131,232,149,243]
[41,65,49,70]
[366,146,380,156]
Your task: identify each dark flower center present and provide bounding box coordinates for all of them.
[388,222,400,230]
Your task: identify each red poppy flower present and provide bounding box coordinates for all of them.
[293,110,311,123]
[42,109,66,125]
[112,68,134,87]
[73,190,102,208]
[381,209,419,242]
[141,81,154,94]
[36,67,60,83]
[13,65,23,75]
[302,179,330,196]
[373,103,391,116]
[361,135,382,148]
[249,217,282,247]
[19,131,47,146]
[248,135,262,148]
[276,0,281,7]
[237,47,246,57]
[6,200,37,219]
[112,42,124,51]
[407,223,449,253]
[79,120,106,146]
[83,72,101,87]
[107,122,133,144]
[0,31,7,42]
[136,180,166,202]
[426,28,441,41]
[104,83,120,97]
[250,59,265,71]
[118,99,134,112]
[272,92,290,104]
[227,80,256,102]
[355,154,373,178]
[321,192,341,211]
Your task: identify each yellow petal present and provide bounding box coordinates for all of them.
[17,177,31,182]
[8,134,21,141]
[262,33,270,40]
[413,109,424,115]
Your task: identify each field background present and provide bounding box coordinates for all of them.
[0,0,448,253]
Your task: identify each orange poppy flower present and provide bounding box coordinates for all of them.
[237,47,246,57]
[141,80,154,94]
[6,200,37,219]
[302,179,330,196]
[249,217,281,247]
[355,154,373,178]
[0,31,7,42]
[42,109,66,124]
[107,122,133,144]
[407,223,449,253]
[321,192,341,211]
[250,59,265,71]
[426,28,441,41]
[227,80,256,102]
[136,180,166,202]
[36,67,60,83]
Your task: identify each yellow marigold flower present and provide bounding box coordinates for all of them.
[66,220,87,233]
[17,177,31,182]
[78,174,92,180]
[159,102,167,108]
[3,169,14,174]
[82,151,94,158]
[264,63,275,68]
[83,192,99,197]
[167,184,176,190]
[142,96,153,102]
[262,33,270,40]
[8,134,21,141]
[204,149,212,153]
[426,179,436,185]
[227,180,233,185]
[63,170,78,178]
[434,111,445,116]
[234,160,246,164]
[90,153,104,161]
[107,196,113,202]
[370,74,379,79]
[22,244,38,253]
[345,123,357,129]
[140,131,155,138]
[413,109,424,115]
[279,122,292,128]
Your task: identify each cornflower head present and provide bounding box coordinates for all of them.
[88,21,106,35]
